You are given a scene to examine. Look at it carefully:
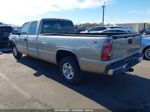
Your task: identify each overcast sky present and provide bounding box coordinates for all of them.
[0,0,149,25]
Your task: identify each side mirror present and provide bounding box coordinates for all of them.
[12,30,21,35]
[17,32,21,35]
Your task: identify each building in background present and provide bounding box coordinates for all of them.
[116,23,150,32]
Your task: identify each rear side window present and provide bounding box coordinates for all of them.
[103,30,115,33]
[20,22,30,35]
[88,27,106,31]
[88,27,97,31]
[41,20,75,34]
[28,21,38,35]
[95,27,106,31]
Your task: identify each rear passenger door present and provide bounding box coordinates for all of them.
[27,21,38,57]
[38,20,57,63]
[16,22,30,54]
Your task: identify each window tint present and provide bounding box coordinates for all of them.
[20,22,30,35]
[114,30,126,33]
[41,20,75,34]
[109,27,122,29]
[88,27,106,31]
[95,27,106,31]
[28,21,38,35]
[102,30,115,33]
[88,27,97,31]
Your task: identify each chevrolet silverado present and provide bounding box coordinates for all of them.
[9,18,142,84]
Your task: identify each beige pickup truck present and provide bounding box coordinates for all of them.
[9,18,142,84]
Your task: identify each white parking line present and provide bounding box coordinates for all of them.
[0,72,31,99]
[0,55,4,59]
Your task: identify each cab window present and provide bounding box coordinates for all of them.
[41,20,75,34]
[28,21,38,35]
[20,22,30,35]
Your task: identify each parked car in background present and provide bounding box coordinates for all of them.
[12,28,20,35]
[80,26,108,33]
[0,25,13,47]
[99,28,137,34]
[139,29,150,35]
[75,27,86,33]
[141,34,150,60]
[81,26,136,34]
[9,18,142,84]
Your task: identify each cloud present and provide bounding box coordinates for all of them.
[0,0,112,25]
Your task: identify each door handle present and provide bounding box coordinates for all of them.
[41,42,47,44]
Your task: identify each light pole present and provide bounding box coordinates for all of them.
[102,2,106,26]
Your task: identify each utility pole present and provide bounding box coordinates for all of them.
[144,23,146,31]
[102,2,106,26]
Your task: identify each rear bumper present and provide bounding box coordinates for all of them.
[105,53,143,75]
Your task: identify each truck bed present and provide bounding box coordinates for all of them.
[40,32,140,37]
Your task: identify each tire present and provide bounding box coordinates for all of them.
[12,46,22,59]
[59,57,82,84]
[144,47,150,60]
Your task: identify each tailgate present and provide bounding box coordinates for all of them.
[112,34,141,59]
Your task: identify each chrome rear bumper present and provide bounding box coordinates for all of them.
[106,53,143,75]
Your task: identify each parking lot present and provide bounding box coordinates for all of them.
[0,48,150,111]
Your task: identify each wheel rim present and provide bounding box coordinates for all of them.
[145,48,150,59]
[13,47,17,56]
[62,63,74,80]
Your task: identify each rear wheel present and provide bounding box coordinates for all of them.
[59,57,82,84]
[12,46,22,59]
[144,47,150,60]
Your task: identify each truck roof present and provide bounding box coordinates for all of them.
[23,18,73,25]
[25,18,72,23]
[40,18,72,22]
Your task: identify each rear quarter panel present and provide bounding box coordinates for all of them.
[37,35,107,73]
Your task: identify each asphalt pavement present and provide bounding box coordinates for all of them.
[0,49,150,112]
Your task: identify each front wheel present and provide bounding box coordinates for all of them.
[12,46,22,59]
[144,47,150,60]
[59,57,82,84]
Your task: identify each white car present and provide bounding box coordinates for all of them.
[141,34,150,60]
[101,28,137,34]
[81,26,109,33]
[81,26,136,34]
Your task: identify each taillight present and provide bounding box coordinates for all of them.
[101,40,112,61]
